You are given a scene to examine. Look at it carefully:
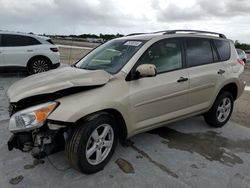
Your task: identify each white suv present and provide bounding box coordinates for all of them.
[0,31,60,74]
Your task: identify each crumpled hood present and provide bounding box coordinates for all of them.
[7,66,111,102]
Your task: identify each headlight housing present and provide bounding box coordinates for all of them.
[9,102,58,133]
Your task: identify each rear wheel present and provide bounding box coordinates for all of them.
[65,113,118,174]
[204,92,234,127]
[28,57,51,74]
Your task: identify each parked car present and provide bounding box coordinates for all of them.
[7,30,245,174]
[236,48,247,64]
[0,31,60,74]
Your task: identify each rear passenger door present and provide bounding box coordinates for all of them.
[2,34,40,67]
[185,37,226,111]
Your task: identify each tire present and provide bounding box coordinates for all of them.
[204,91,234,128]
[65,113,118,174]
[28,57,51,75]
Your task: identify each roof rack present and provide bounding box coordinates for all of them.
[126,33,147,36]
[126,30,226,39]
[163,30,227,39]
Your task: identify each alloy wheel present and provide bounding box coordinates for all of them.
[85,124,114,165]
[32,59,49,73]
[216,97,232,123]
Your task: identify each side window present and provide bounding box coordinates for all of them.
[137,39,182,73]
[2,34,41,47]
[186,38,213,67]
[213,40,230,61]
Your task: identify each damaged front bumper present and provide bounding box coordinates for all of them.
[7,100,68,158]
[8,126,66,158]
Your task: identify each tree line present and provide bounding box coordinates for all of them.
[48,33,124,41]
[235,40,250,50]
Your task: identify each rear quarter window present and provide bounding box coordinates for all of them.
[46,39,54,45]
[213,40,230,61]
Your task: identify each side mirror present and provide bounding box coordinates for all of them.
[136,64,157,78]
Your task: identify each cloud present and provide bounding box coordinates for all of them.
[0,0,145,34]
[156,3,205,22]
[155,0,250,22]
[0,0,250,42]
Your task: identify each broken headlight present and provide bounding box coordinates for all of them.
[9,102,58,133]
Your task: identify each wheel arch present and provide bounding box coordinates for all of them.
[74,109,128,140]
[217,82,238,101]
[27,55,53,68]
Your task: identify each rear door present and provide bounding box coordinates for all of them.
[185,37,226,111]
[2,34,40,67]
[0,35,4,66]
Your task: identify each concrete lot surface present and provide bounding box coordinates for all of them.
[232,66,250,127]
[1,74,250,188]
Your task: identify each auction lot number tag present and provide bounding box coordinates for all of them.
[124,41,142,46]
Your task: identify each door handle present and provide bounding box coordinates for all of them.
[177,77,189,83]
[27,50,33,52]
[217,69,225,75]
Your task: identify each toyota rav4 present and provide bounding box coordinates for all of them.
[6,30,246,174]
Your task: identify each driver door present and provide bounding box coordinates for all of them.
[127,38,189,132]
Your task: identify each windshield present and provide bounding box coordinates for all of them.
[75,39,146,74]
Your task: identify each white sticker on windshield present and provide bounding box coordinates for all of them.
[124,41,142,46]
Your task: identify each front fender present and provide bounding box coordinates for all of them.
[47,94,132,134]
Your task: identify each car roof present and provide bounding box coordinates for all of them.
[0,30,50,40]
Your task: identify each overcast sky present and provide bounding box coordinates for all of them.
[0,0,250,43]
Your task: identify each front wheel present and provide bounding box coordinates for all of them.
[204,92,234,127]
[65,113,118,174]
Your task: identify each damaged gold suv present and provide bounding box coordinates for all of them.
[7,30,246,173]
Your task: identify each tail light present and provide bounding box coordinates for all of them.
[50,48,59,52]
[237,59,245,66]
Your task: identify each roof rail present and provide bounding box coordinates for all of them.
[163,30,227,39]
[126,33,147,36]
[126,30,227,39]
